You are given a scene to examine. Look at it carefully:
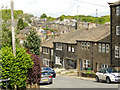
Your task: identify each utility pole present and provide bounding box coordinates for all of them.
[77,6,80,22]
[76,6,80,30]
[96,9,98,27]
[11,0,16,56]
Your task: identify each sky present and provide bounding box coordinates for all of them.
[0,0,119,18]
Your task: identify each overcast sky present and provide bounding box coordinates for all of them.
[0,0,118,18]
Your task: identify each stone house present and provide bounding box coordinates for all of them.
[76,25,110,75]
[41,24,111,71]
[42,46,54,68]
[41,39,54,68]
[109,1,120,67]
[41,33,77,69]
[53,42,77,69]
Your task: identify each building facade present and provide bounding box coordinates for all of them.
[42,46,54,68]
[53,42,77,69]
[109,1,120,67]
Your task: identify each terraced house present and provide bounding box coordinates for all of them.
[41,24,112,72]
[109,1,120,67]
[42,33,77,69]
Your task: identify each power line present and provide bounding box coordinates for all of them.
[74,0,108,8]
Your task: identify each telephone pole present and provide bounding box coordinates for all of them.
[77,6,80,30]
[11,0,16,56]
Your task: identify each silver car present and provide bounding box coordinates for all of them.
[40,71,53,84]
[95,67,120,83]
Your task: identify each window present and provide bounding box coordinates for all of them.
[84,42,87,50]
[102,44,105,53]
[87,42,90,50]
[116,6,120,15]
[101,64,108,68]
[43,48,49,54]
[56,43,62,50]
[55,56,61,65]
[51,49,53,56]
[116,26,120,35]
[106,44,109,53]
[81,42,84,49]
[68,46,71,52]
[43,59,50,66]
[115,46,120,58]
[98,43,102,52]
[83,60,90,68]
[72,47,75,52]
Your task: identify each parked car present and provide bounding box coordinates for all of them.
[95,67,120,83]
[41,67,56,78]
[40,71,53,84]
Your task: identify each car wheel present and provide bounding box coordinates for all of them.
[49,81,52,84]
[106,77,111,84]
[95,76,99,82]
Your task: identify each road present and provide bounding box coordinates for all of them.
[40,74,119,88]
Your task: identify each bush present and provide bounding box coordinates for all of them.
[26,49,41,84]
[2,46,33,89]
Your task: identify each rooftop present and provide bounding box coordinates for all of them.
[42,25,110,48]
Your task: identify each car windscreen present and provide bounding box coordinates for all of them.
[107,68,118,73]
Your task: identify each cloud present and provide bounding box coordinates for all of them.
[0,0,118,17]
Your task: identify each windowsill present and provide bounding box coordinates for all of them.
[56,48,62,51]
[115,57,120,58]
[55,63,62,65]
[43,52,49,54]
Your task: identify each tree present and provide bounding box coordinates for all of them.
[60,15,65,21]
[2,46,33,89]
[26,50,41,85]
[2,21,12,46]
[17,18,25,31]
[24,29,41,55]
[40,13,47,18]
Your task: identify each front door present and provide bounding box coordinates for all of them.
[80,60,82,71]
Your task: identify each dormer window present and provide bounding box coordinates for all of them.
[116,6,120,15]
[116,26,120,35]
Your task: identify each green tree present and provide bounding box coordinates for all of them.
[17,18,25,31]
[24,29,41,55]
[60,15,65,21]
[40,13,47,18]
[2,21,12,46]
[1,9,23,20]
[47,16,55,22]
[2,46,33,89]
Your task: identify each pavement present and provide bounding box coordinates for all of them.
[54,68,95,81]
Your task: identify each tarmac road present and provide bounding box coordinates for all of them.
[40,74,119,88]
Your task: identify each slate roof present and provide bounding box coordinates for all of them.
[41,25,110,48]
[109,0,120,6]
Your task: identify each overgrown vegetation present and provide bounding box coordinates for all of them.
[1,46,33,89]
[24,29,41,55]
[59,15,110,24]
